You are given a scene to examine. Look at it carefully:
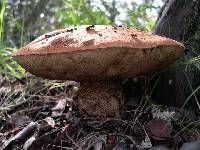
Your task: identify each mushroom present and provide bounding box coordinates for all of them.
[12,25,185,118]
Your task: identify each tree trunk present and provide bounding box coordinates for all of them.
[152,0,200,107]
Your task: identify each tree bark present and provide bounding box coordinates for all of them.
[152,0,200,106]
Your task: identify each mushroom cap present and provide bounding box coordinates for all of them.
[13,25,185,81]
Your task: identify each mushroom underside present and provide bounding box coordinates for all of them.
[13,46,181,81]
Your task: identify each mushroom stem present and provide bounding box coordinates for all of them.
[77,81,124,118]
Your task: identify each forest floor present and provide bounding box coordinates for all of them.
[0,74,200,150]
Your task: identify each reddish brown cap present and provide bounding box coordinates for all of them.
[13,25,185,81]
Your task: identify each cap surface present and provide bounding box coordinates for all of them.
[13,25,185,81]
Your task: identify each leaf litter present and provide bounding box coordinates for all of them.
[0,75,200,149]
